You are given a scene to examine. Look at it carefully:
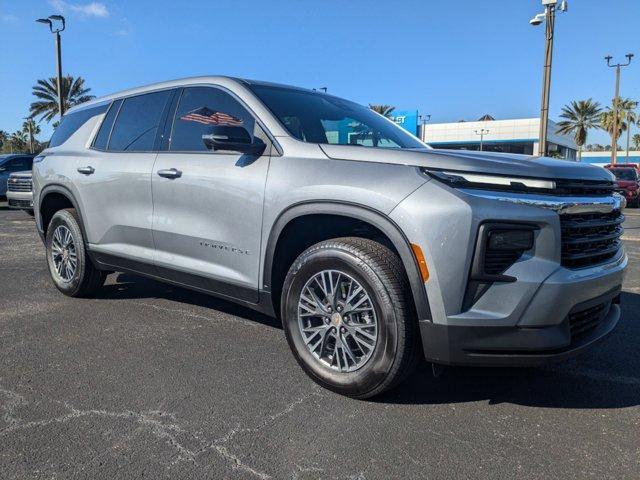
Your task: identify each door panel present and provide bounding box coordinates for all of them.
[75,152,158,266]
[151,86,270,301]
[152,152,269,301]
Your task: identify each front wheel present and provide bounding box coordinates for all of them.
[45,208,106,297]
[281,237,419,399]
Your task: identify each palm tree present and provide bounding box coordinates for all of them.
[633,133,640,151]
[618,98,638,159]
[600,102,628,147]
[555,99,602,161]
[30,75,95,122]
[8,131,27,153]
[0,130,8,152]
[369,104,395,118]
[22,118,41,154]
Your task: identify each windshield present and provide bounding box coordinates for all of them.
[248,84,426,150]
[611,168,637,181]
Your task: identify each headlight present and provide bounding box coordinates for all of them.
[424,169,556,192]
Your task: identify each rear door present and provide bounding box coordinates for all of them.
[151,86,272,302]
[75,89,175,270]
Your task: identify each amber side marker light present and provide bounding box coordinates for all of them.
[410,243,429,282]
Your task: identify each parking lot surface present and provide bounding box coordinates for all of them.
[1,202,639,479]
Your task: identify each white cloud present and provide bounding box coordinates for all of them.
[49,0,109,18]
[0,13,18,23]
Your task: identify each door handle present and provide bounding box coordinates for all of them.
[157,168,182,179]
[77,166,95,175]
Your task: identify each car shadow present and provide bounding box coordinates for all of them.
[95,272,282,330]
[95,273,640,409]
[375,291,640,409]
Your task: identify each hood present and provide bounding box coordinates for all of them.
[319,145,614,182]
[615,179,638,187]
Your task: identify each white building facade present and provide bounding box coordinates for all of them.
[420,118,578,160]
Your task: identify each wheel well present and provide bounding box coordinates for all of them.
[270,214,402,315]
[40,192,74,235]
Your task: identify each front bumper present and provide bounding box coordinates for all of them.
[390,181,628,367]
[6,190,33,210]
[419,288,621,366]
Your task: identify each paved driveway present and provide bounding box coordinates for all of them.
[1,203,639,479]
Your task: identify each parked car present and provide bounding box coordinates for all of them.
[0,154,34,197]
[608,167,640,207]
[7,171,34,214]
[32,77,627,398]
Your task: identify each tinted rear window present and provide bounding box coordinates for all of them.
[108,90,172,151]
[49,104,109,148]
[92,99,122,150]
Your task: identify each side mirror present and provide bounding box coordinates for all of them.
[202,125,266,155]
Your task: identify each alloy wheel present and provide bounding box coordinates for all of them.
[51,225,77,282]
[297,269,378,372]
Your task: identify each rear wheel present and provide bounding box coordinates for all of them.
[45,208,106,297]
[281,237,419,398]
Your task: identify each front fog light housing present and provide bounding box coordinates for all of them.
[462,223,538,311]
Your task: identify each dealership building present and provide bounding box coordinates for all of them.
[391,112,578,160]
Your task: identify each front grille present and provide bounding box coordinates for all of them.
[7,177,32,192]
[560,211,624,268]
[554,178,616,196]
[568,301,611,338]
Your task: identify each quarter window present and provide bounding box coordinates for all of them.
[108,90,172,151]
[49,103,109,148]
[170,87,255,152]
[93,99,122,150]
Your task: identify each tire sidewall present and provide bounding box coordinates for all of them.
[45,210,87,296]
[282,246,400,396]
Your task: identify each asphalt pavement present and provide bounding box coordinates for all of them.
[1,202,639,479]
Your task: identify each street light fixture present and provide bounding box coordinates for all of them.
[605,53,634,165]
[36,14,66,119]
[474,128,489,152]
[530,0,568,157]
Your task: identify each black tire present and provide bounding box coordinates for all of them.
[45,208,106,297]
[281,237,419,399]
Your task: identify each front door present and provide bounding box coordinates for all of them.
[151,86,271,302]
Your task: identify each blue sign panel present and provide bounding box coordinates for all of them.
[391,110,419,136]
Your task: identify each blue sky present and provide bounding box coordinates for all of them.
[1,0,639,145]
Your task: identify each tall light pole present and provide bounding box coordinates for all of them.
[474,129,489,151]
[605,54,634,165]
[418,114,431,142]
[36,15,66,119]
[530,0,568,157]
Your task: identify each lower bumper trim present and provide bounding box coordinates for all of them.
[420,291,621,367]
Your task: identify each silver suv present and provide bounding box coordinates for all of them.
[33,77,627,398]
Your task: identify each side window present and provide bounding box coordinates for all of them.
[108,90,172,151]
[170,87,256,152]
[49,103,109,148]
[3,158,32,172]
[92,99,122,150]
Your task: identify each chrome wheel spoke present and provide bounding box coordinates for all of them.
[297,269,378,373]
